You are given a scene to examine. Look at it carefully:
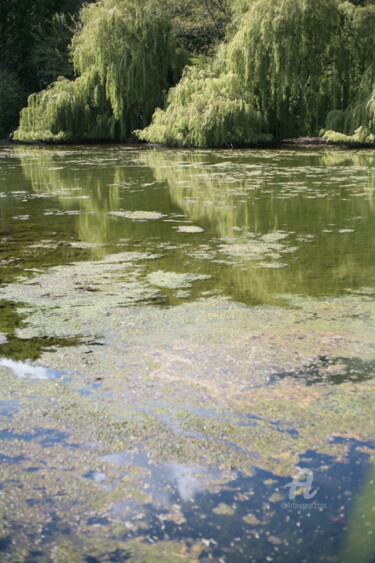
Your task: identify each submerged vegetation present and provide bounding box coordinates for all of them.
[8,0,375,146]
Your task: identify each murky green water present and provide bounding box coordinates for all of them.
[0,146,374,562]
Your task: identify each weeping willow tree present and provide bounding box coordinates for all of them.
[324,68,375,144]
[139,0,375,146]
[14,0,185,142]
[231,0,375,139]
[14,0,375,145]
[322,2,375,143]
[137,67,271,147]
[227,0,345,137]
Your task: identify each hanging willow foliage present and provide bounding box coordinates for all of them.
[136,67,271,147]
[231,0,375,139]
[14,0,185,142]
[140,0,375,146]
[324,70,375,145]
[227,0,346,137]
[322,3,375,143]
[226,0,375,137]
[14,0,375,145]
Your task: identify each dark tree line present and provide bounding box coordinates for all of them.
[0,0,90,137]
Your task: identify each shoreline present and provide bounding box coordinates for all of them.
[1,136,374,149]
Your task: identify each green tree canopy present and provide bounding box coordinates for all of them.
[322,2,375,143]
[136,67,271,147]
[140,0,375,146]
[156,0,230,56]
[14,0,186,142]
[11,0,375,145]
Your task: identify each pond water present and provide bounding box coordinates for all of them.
[0,145,374,561]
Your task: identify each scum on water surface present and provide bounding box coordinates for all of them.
[0,145,374,561]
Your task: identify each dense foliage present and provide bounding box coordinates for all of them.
[14,0,186,142]
[3,0,223,140]
[0,70,25,138]
[157,0,230,56]
[6,0,375,145]
[324,68,375,144]
[137,68,271,146]
[140,0,375,146]
[0,0,86,137]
